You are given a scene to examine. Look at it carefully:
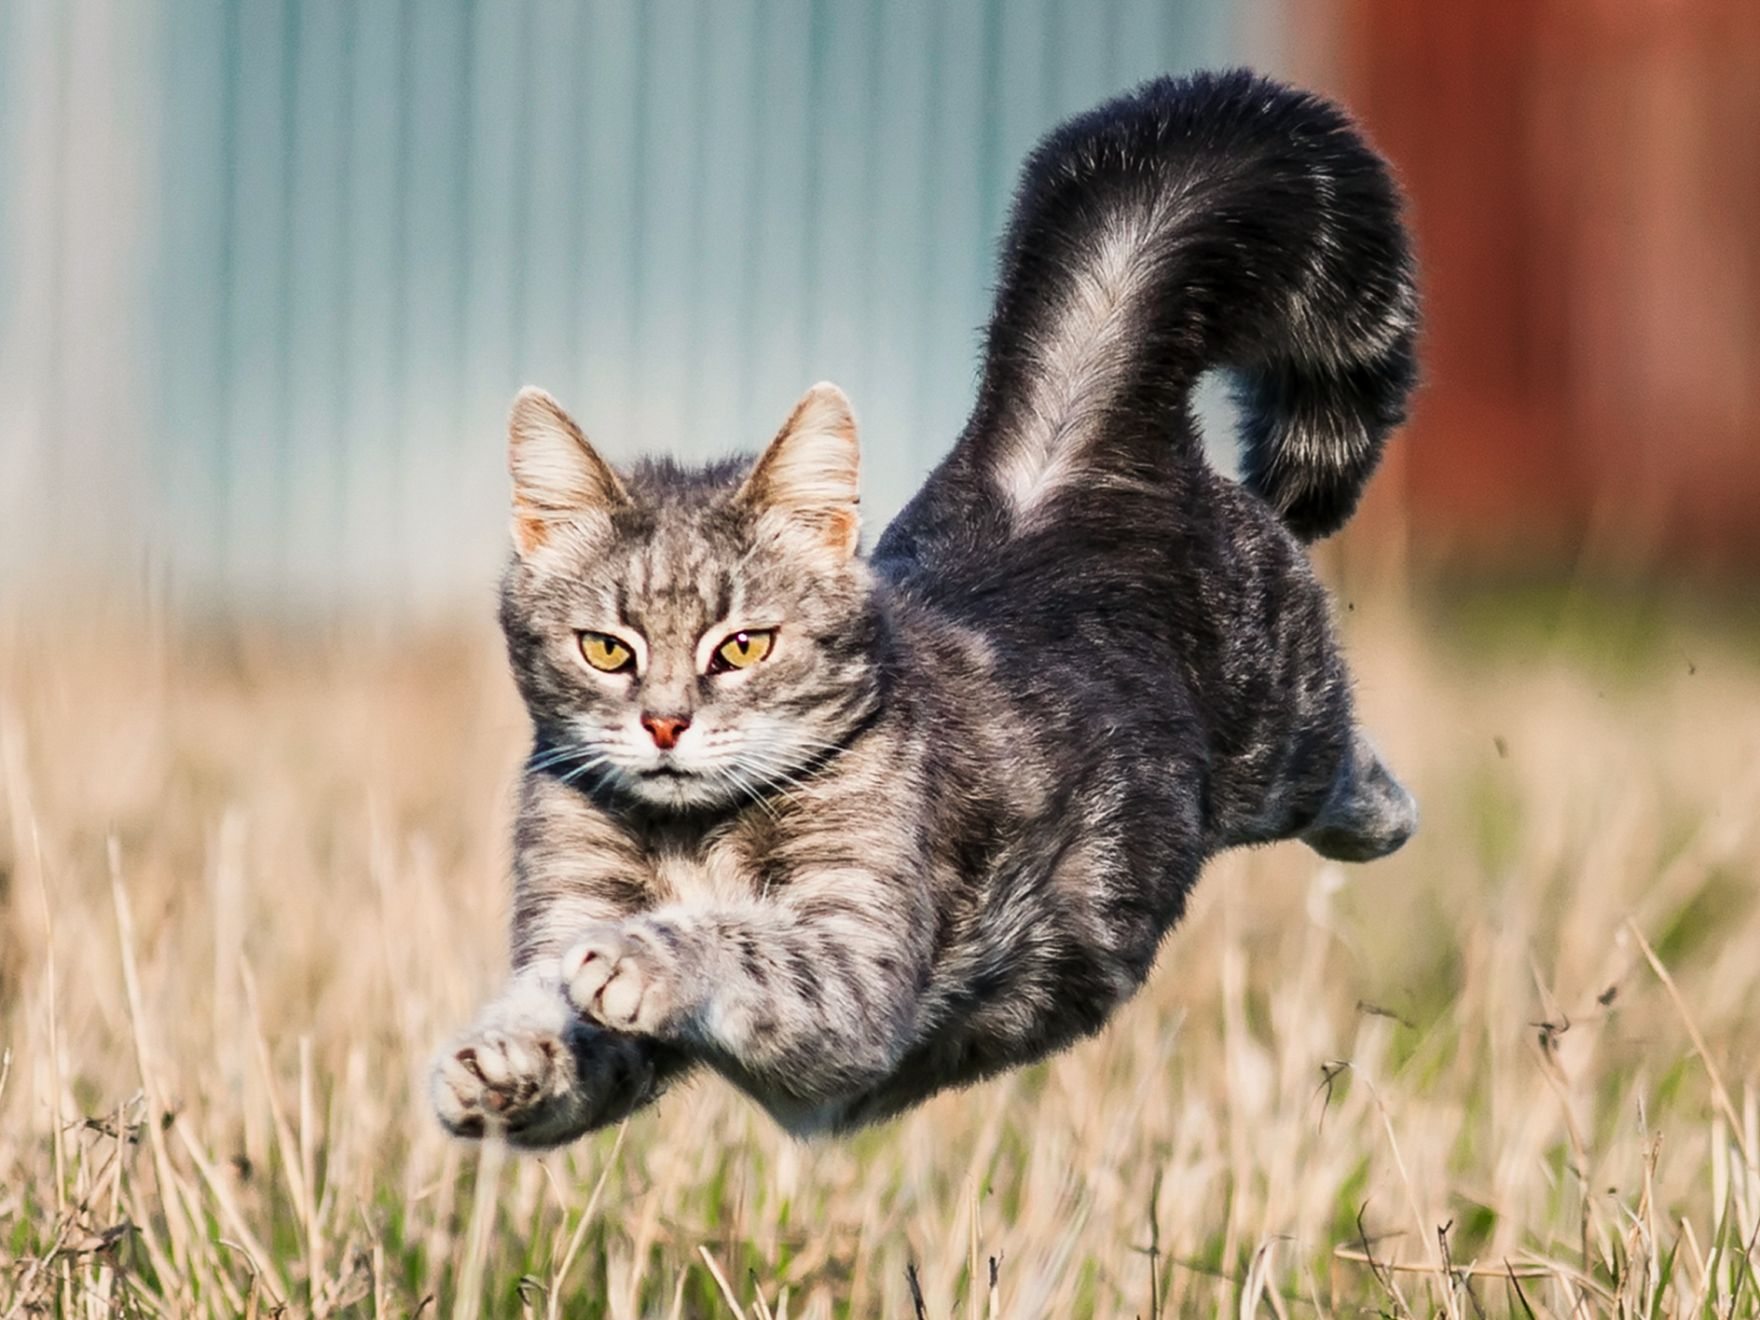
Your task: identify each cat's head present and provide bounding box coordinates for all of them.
[499,383,883,812]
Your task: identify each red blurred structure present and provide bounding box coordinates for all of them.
[1324,0,1760,574]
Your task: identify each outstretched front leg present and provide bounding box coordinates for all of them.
[558,876,930,1132]
[431,965,687,1148]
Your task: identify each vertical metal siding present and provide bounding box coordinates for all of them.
[0,0,1237,608]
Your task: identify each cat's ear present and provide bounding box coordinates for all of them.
[738,382,861,560]
[507,386,628,555]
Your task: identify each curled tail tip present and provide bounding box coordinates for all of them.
[979,68,1420,537]
[1134,69,1424,541]
[1236,309,1422,542]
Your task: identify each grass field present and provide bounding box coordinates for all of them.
[2,588,1758,1318]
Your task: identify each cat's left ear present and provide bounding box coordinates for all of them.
[738,382,861,561]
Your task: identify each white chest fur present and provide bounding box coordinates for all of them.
[651,842,756,909]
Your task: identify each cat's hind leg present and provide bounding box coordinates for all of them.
[1300,730,1418,862]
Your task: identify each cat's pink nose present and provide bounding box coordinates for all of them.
[640,713,691,750]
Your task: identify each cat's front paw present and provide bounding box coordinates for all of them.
[431,1024,585,1148]
[562,921,688,1036]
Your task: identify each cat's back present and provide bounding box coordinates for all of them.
[876,441,1286,708]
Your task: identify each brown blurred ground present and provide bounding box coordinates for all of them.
[1312,0,1760,575]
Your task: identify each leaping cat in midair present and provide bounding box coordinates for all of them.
[432,69,1420,1144]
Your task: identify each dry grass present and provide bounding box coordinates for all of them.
[2,589,1759,1318]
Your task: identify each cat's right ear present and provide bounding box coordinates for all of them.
[507,387,628,556]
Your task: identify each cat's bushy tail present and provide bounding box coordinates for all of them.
[969,69,1418,541]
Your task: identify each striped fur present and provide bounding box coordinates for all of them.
[432,71,1421,1145]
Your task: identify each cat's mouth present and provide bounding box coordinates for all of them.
[639,765,692,780]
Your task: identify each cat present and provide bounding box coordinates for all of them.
[431,68,1419,1145]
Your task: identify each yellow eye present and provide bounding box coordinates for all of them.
[579,632,634,673]
[712,629,774,672]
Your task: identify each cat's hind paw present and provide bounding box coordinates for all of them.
[1301,732,1418,863]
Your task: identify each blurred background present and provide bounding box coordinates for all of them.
[4,7,1760,1314]
[4,0,1754,612]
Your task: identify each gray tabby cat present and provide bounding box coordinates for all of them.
[431,69,1419,1144]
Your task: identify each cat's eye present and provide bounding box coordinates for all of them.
[579,631,635,673]
[710,629,775,673]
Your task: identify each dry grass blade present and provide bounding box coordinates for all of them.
[453,1138,507,1320]
[107,844,195,1282]
[171,1123,288,1309]
[1626,918,1754,1169]
[698,1245,748,1320]
[546,1123,629,1319]
[1332,1249,1552,1281]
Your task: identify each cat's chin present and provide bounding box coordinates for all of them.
[621,768,737,813]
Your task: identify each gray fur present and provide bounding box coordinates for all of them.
[431,70,1420,1144]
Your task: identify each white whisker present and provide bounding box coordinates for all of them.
[559,753,616,788]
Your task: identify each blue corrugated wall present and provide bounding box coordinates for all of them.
[0,0,1238,607]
